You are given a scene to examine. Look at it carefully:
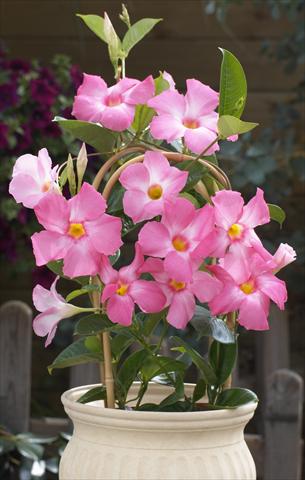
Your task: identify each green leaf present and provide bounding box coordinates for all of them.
[209,340,237,385]
[116,349,149,402]
[119,4,131,28]
[104,12,122,69]
[141,355,186,383]
[215,387,258,407]
[77,14,107,43]
[76,143,88,191]
[158,374,185,409]
[176,160,208,190]
[47,260,64,276]
[132,74,169,134]
[218,115,258,139]
[191,305,235,344]
[192,378,206,404]
[141,312,163,337]
[219,48,247,118]
[65,288,87,303]
[48,337,102,373]
[109,249,121,266]
[77,386,106,404]
[179,192,200,208]
[16,440,43,461]
[74,314,113,336]
[268,203,286,227]
[122,18,162,54]
[107,183,124,213]
[171,336,217,384]
[54,117,117,153]
[111,334,134,361]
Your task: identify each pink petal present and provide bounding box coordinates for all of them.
[191,271,223,303]
[123,75,155,105]
[129,279,166,312]
[72,74,107,122]
[123,190,152,223]
[148,90,186,117]
[184,126,219,155]
[273,243,296,271]
[212,190,244,230]
[149,114,185,142]
[222,248,251,285]
[257,273,287,310]
[100,103,135,131]
[162,71,176,90]
[119,243,144,283]
[33,284,56,312]
[163,197,195,234]
[164,251,193,282]
[239,188,270,228]
[138,222,172,257]
[119,163,150,191]
[62,237,101,278]
[140,257,169,284]
[106,294,134,326]
[69,183,106,222]
[99,255,119,284]
[76,73,107,97]
[186,204,215,241]
[37,148,53,180]
[86,214,122,255]
[31,231,71,266]
[33,307,60,341]
[206,228,230,258]
[143,151,188,195]
[12,153,40,178]
[167,290,195,329]
[9,174,43,208]
[101,283,118,302]
[238,293,270,330]
[34,193,69,233]
[185,79,219,117]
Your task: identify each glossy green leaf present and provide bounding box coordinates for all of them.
[77,386,106,404]
[54,117,117,153]
[218,115,258,139]
[104,12,122,68]
[268,203,286,227]
[191,305,235,344]
[74,314,113,336]
[192,378,206,403]
[48,337,102,373]
[122,18,162,54]
[116,349,149,402]
[16,440,43,461]
[47,260,64,276]
[219,48,247,118]
[176,160,208,190]
[76,14,107,43]
[171,336,217,384]
[141,355,186,383]
[209,340,237,385]
[111,334,134,361]
[107,183,124,213]
[215,387,258,407]
[158,375,185,409]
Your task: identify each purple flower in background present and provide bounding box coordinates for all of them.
[0,216,17,261]
[0,82,18,111]
[14,124,32,153]
[30,107,52,130]
[8,59,31,77]
[0,122,8,149]
[70,65,83,90]
[43,122,61,138]
[30,78,58,106]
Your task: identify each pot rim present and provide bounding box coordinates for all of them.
[62,383,257,431]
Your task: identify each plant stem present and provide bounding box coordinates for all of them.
[223,311,236,390]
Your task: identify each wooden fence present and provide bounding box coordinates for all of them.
[0,300,303,479]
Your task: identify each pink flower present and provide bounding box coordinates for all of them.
[31,182,122,278]
[147,79,219,155]
[33,277,86,346]
[209,248,288,330]
[9,148,60,208]
[119,151,188,223]
[142,257,222,329]
[138,197,215,282]
[72,73,154,131]
[162,71,176,90]
[209,188,270,258]
[272,243,296,271]
[100,244,166,326]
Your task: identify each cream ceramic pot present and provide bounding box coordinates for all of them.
[59,383,257,480]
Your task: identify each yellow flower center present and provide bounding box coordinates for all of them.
[169,279,186,291]
[172,235,188,252]
[228,223,243,240]
[41,181,51,193]
[116,283,129,296]
[183,118,199,129]
[147,184,163,200]
[240,281,255,295]
[68,223,86,239]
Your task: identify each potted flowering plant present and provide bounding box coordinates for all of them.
[9,6,296,480]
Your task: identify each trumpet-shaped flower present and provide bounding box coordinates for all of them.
[209,188,270,258]
[272,243,296,271]
[72,73,154,131]
[100,244,166,326]
[119,151,188,223]
[138,197,215,281]
[142,257,222,329]
[209,248,288,330]
[31,182,122,278]
[148,79,219,155]
[33,276,87,346]
[9,148,60,208]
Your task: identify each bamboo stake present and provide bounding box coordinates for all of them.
[223,311,236,389]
